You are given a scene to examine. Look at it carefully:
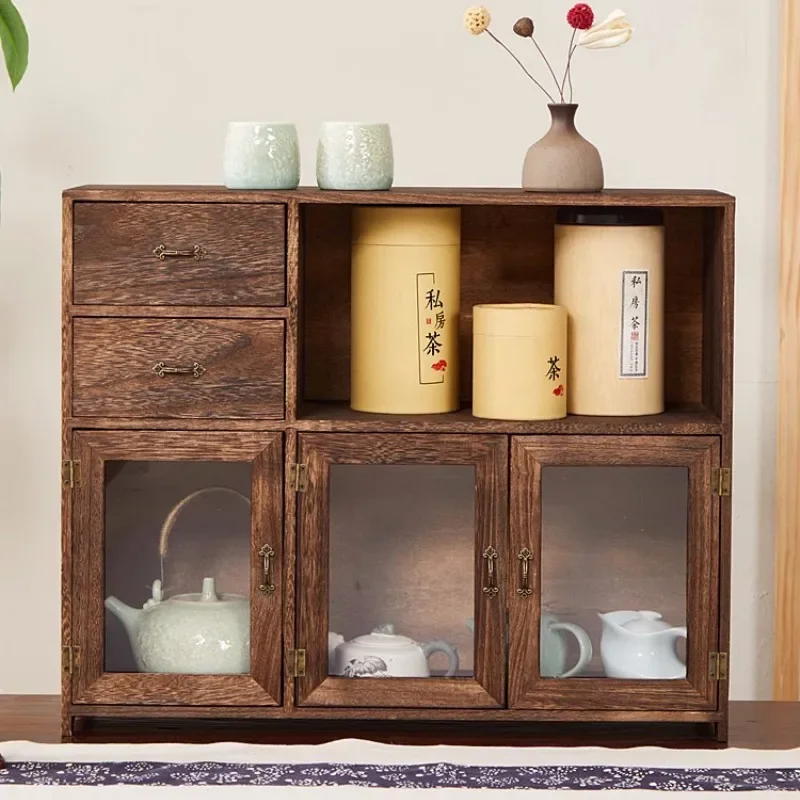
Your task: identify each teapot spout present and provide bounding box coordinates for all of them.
[105,596,142,640]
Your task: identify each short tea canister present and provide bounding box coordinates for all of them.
[351,207,461,414]
[554,207,665,416]
[472,303,567,421]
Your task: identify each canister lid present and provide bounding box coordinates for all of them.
[473,303,566,338]
[556,207,663,226]
[352,206,461,246]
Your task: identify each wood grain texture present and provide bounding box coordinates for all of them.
[285,200,300,422]
[61,197,75,741]
[303,206,708,409]
[73,202,286,306]
[70,431,284,707]
[297,403,722,435]
[64,186,735,207]
[295,433,507,709]
[68,305,291,319]
[775,0,800,702]
[509,436,721,711]
[72,318,285,419]
[283,429,298,709]
[6,697,799,748]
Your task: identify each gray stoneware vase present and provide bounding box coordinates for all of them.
[522,104,604,192]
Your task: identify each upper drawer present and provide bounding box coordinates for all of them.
[72,203,286,306]
[72,318,285,419]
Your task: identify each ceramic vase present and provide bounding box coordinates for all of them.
[223,122,300,190]
[522,104,604,192]
[317,122,394,191]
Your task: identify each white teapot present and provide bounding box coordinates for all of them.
[106,577,249,674]
[599,610,687,679]
[329,624,459,678]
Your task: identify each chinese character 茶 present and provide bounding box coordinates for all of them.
[546,356,561,381]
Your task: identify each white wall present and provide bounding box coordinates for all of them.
[0,0,779,698]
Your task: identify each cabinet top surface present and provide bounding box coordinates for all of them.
[64,185,735,207]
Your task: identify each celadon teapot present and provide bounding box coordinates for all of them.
[599,610,687,679]
[104,486,251,675]
[329,624,460,678]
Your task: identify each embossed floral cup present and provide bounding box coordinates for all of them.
[223,122,300,190]
[316,122,394,191]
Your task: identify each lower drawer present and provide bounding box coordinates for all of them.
[72,318,285,419]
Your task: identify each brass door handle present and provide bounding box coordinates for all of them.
[517,548,533,598]
[482,546,499,598]
[259,544,276,595]
[153,361,206,378]
[153,244,207,261]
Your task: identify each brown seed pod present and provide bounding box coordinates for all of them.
[513,17,535,37]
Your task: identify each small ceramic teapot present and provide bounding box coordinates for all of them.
[466,614,591,678]
[105,577,249,674]
[329,624,459,678]
[599,610,687,679]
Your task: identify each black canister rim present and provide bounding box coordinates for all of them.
[556,207,664,226]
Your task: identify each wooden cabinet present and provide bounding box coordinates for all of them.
[62,186,735,743]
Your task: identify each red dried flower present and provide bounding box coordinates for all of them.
[567,3,594,30]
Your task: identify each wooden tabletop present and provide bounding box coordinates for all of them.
[0,697,798,750]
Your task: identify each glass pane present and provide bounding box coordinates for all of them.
[329,465,475,679]
[540,466,688,680]
[104,461,252,674]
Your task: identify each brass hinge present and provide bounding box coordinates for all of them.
[289,463,308,493]
[288,649,306,677]
[713,467,731,497]
[62,645,81,675]
[62,460,81,489]
[709,652,729,681]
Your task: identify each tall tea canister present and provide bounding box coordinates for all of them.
[554,208,665,416]
[351,207,461,414]
[473,304,567,421]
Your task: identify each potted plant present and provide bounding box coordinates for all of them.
[0,0,28,89]
[464,5,632,191]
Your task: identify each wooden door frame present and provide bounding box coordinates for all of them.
[509,435,721,711]
[70,430,284,707]
[775,0,800,700]
[294,432,508,709]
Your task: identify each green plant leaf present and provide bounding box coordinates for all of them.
[0,0,28,89]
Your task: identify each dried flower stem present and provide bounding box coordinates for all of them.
[485,29,556,103]
[529,37,564,102]
[559,31,578,103]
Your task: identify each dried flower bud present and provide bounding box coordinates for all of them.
[567,3,595,30]
[513,17,535,38]
[464,6,491,35]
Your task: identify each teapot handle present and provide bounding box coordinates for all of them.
[549,622,593,679]
[159,487,251,557]
[422,640,460,677]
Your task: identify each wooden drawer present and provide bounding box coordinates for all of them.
[72,203,286,306]
[72,318,285,419]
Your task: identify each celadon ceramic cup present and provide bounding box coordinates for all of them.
[223,122,300,190]
[317,122,394,191]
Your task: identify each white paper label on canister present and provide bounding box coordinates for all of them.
[416,272,448,385]
[619,270,649,379]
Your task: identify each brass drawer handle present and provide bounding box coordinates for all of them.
[482,546,499,598]
[153,361,206,378]
[517,548,533,598]
[153,244,207,261]
[259,544,276,595]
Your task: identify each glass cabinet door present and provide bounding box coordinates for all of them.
[509,436,721,711]
[296,433,507,708]
[71,431,283,706]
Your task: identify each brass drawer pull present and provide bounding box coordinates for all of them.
[517,548,533,598]
[482,546,499,598]
[259,544,276,595]
[153,243,207,261]
[153,361,206,378]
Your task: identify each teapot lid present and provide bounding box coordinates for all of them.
[352,624,415,648]
[621,611,673,633]
[170,577,246,605]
